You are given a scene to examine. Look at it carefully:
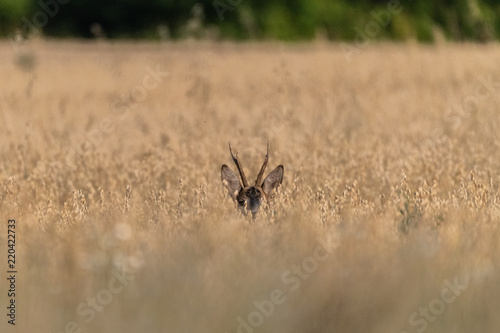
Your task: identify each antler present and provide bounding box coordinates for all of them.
[255,141,269,186]
[228,142,249,187]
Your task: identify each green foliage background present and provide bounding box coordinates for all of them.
[1,0,500,41]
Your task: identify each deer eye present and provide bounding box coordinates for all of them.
[238,200,245,205]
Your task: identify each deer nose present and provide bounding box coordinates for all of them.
[249,196,261,207]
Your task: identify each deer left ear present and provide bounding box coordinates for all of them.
[262,165,284,196]
[221,164,242,199]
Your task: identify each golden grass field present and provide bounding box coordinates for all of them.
[1,40,500,332]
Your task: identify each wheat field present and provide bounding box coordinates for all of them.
[1,40,500,333]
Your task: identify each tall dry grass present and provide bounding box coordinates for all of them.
[1,40,500,333]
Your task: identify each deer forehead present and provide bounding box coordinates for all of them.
[239,186,268,200]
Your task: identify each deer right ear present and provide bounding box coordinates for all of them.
[221,165,242,199]
[262,165,284,196]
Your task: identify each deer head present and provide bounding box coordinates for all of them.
[221,141,284,218]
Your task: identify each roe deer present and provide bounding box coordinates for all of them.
[221,141,284,218]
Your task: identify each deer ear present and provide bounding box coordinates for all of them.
[262,165,284,196]
[221,165,242,199]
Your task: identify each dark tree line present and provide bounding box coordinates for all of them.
[1,0,499,42]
